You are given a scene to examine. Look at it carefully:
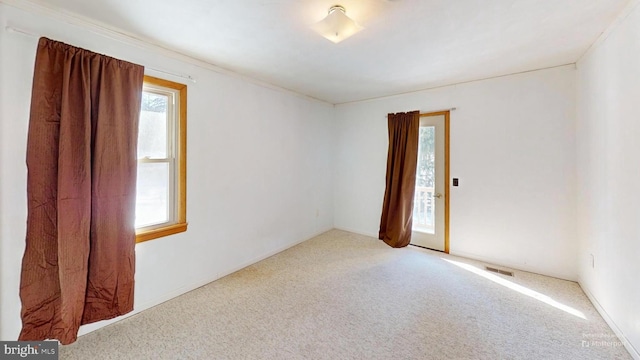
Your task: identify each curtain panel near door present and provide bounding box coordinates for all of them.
[19,38,144,345]
[379,111,420,248]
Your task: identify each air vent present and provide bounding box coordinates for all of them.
[485,266,514,277]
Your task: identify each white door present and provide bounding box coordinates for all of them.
[411,114,446,251]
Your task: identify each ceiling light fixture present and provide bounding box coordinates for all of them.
[312,5,363,43]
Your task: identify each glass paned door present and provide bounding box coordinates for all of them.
[411,114,446,251]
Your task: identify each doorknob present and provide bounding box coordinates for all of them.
[434,193,443,199]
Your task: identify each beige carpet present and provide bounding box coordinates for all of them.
[60,230,631,359]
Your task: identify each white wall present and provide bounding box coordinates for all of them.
[0,4,6,342]
[334,65,578,280]
[4,1,638,355]
[576,1,640,357]
[0,3,335,340]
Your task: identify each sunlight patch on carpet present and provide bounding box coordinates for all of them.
[443,259,586,320]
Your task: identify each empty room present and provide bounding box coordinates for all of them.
[0,0,638,359]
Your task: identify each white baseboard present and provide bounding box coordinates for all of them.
[579,282,640,360]
[78,227,332,337]
[331,228,577,281]
[449,250,577,282]
[332,228,578,281]
[333,226,378,239]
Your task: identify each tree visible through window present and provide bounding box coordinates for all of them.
[413,126,436,233]
[416,126,436,189]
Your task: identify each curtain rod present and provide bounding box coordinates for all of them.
[4,26,196,83]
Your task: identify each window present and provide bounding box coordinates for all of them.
[413,125,436,234]
[135,75,187,242]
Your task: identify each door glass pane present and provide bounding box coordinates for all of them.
[138,92,168,159]
[135,162,170,228]
[413,126,436,233]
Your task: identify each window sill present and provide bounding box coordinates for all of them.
[136,223,188,243]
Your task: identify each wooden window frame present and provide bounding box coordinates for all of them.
[136,75,187,243]
[418,110,450,253]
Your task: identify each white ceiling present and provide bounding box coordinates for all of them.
[28,0,629,104]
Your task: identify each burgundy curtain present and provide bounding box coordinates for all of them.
[379,111,420,248]
[19,38,144,345]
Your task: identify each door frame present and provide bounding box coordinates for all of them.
[418,110,450,253]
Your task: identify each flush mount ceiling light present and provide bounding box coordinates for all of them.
[312,5,363,43]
